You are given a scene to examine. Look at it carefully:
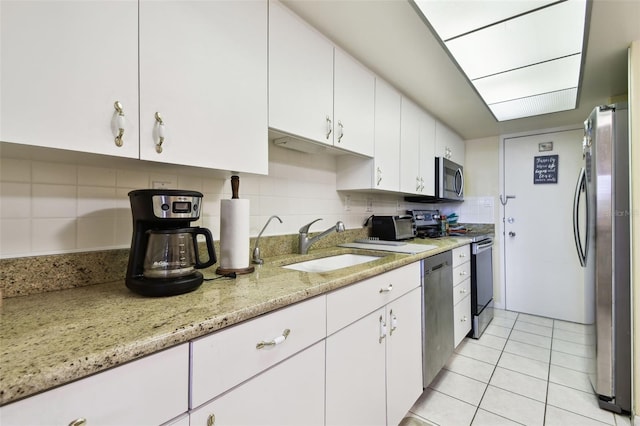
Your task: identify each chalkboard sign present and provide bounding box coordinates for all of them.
[534,155,558,184]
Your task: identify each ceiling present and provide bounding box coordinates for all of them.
[281,0,640,141]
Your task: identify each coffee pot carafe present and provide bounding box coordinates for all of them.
[143,228,215,279]
[126,189,217,297]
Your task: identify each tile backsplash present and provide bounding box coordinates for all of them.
[0,145,407,258]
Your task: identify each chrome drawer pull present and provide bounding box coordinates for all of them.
[69,419,87,426]
[379,284,393,293]
[256,329,290,349]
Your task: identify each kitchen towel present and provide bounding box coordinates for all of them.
[219,198,250,270]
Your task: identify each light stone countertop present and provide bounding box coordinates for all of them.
[0,237,470,406]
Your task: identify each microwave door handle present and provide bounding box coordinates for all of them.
[572,167,587,267]
[455,168,464,196]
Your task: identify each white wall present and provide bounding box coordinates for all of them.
[0,144,407,259]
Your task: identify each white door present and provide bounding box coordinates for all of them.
[503,128,589,323]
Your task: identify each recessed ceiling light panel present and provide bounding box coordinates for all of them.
[488,87,578,121]
[412,0,589,121]
[445,0,587,79]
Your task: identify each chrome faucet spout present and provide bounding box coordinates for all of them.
[298,219,345,254]
[252,215,283,264]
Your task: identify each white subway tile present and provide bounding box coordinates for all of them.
[0,158,31,183]
[78,166,116,187]
[77,186,117,217]
[77,216,116,248]
[32,161,77,185]
[116,169,149,189]
[0,218,31,256]
[0,182,31,218]
[31,218,77,253]
[177,175,203,191]
[32,184,76,218]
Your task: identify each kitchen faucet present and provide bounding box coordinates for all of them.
[252,215,283,264]
[298,218,345,255]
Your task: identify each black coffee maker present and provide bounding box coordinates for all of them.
[126,189,216,297]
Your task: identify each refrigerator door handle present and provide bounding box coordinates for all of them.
[573,167,587,267]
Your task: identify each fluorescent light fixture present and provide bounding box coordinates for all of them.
[413,0,589,121]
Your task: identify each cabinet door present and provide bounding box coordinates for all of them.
[191,295,326,408]
[0,0,139,158]
[418,110,436,196]
[190,342,325,426]
[334,48,375,157]
[373,79,402,192]
[435,120,465,165]
[400,97,421,194]
[386,288,424,426]
[454,295,472,347]
[139,0,267,174]
[0,344,188,426]
[326,308,386,426]
[269,0,333,146]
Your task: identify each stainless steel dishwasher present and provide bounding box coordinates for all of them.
[422,251,454,387]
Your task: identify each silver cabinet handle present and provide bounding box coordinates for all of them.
[509,231,516,237]
[325,115,332,140]
[379,315,387,343]
[416,176,421,192]
[256,329,290,349]
[207,414,216,426]
[113,101,125,147]
[376,167,382,186]
[69,419,87,426]
[461,316,468,322]
[459,271,468,276]
[337,120,344,143]
[389,310,398,336]
[460,288,467,294]
[379,284,393,293]
[154,112,165,153]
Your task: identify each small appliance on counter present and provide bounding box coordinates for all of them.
[126,189,216,297]
[370,215,416,241]
[409,209,443,238]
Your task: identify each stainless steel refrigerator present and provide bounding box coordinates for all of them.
[573,103,631,414]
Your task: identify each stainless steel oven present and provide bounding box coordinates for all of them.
[470,237,494,339]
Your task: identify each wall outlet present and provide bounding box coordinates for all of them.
[152,180,173,189]
[366,198,373,212]
[344,195,351,211]
[396,200,403,212]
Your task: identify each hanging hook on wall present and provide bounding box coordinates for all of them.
[500,194,516,206]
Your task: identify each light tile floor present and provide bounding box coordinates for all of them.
[401,309,633,426]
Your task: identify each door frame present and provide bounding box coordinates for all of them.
[497,124,582,312]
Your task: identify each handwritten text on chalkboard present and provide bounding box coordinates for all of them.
[534,155,558,184]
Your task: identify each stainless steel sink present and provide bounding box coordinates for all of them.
[282,253,382,273]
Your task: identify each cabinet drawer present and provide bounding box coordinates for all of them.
[453,261,471,286]
[452,244,470,268]
[453,278,471,306]
[0,344,189,426]
[453,295,471,347]
[326,262,420,336]
[190,342,325,426]
[190,295,326,408]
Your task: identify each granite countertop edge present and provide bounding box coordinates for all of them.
[0,238,470,405]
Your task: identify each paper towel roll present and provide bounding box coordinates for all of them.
[219,198,250,270]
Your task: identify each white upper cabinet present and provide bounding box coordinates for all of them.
[374,79,402,192]
[435,120,465,166]
[333,48,375,157]
[269,0,334,146]
[0,0,139,158]
[139,0,268,174]
[400,97,435,195]
[269,0,374,157]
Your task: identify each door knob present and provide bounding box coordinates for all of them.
[509,231,516,237]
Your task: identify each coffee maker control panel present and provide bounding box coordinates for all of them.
[152,194,201,219]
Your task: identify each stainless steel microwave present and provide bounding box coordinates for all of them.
[405,157,464,203]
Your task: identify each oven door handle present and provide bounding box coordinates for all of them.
[472,241,493,254]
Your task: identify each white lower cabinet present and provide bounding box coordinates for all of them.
[0,344,189,426]
[452,244,471,347]
[190,295,326,408]
[325,263,422,426]
[189,341,325,426]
